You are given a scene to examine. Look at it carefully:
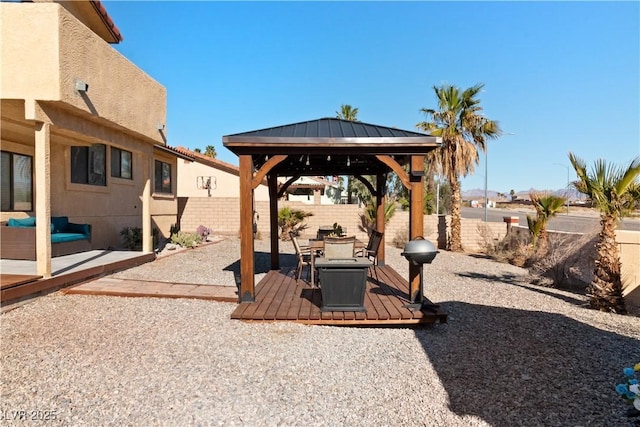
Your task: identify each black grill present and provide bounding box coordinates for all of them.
[401,237,438,265]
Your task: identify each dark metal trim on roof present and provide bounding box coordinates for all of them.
[223,117,435,141]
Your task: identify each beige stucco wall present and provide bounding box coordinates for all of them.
[1,2,177,251]
[1,2,166,141]
[176,158,270,201]
[1,126,178,249]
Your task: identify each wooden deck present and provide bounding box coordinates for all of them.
[63,277,237,302]
[1,251,155,311]
[231,265,447,326]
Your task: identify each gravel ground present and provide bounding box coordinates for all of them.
[2,236,639,426]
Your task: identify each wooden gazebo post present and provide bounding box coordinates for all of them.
[268,174,280,270]
[238,154,255,302]
[375,172,386,266]
[408,155,425,303]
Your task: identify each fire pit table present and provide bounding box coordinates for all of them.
[315,257,372,312]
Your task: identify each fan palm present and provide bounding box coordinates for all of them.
[204,145,217,158]
[336,105,359,203]
[417,84,502,251]
[527,192,567,255]
[336,104,359,122]
[569,152,640,314]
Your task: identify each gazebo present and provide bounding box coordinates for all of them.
[223,117,441,319]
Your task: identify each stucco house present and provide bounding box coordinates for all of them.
[1,0,187,277]
[174,146,270,201]
[282,175,342,205]
[173,146,273,234]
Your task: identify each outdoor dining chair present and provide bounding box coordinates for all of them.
[323,236,356,259]
[355,230,383,280]
[289,231,312,284]
[356,230,383,264]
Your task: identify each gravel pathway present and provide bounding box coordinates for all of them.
[2,237,639,426]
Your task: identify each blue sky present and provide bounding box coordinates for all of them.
[103,1,639,193]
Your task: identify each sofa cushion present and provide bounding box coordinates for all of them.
[51,216,69,233]
[51,233,90,244]
[66,223,90,236]
[7,217,36,227]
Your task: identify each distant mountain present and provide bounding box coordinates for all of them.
[462,188,588,201]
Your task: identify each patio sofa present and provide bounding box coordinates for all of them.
[1,216,91,260]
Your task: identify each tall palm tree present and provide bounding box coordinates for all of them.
[336,104,359,203]
[204,145,217,158]
[569,152,640,314]
[336,104,359,122]
[417,84,502,252]
[527,192,567,255]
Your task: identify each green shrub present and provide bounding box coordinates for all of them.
[170,231,202,248]
[120,226,142,251]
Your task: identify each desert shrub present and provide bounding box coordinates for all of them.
[477,223,501,255]
[196,225,212,240]
[528,231,597,290]
[120,226,142,251]
[392,229,409,249]
[479,224,531,267]
[170,231,202,248]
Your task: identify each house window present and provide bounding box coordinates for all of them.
[71,144,106,186]
[154,160,172,194]
[111,147,132,179]
[1,151,33,211]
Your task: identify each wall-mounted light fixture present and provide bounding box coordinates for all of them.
[75,79,89,92]
[305,155,310,166]
[157,122,165,131]
[327,155,331,161]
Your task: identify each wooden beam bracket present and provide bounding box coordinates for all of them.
[252,155,287,189]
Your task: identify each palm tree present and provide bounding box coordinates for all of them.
[526,192,567,255]
[204,145,217,158]
[336,104,359,203]
[417,84,502,252]
[569,152,640,314]
[336,104,359,122]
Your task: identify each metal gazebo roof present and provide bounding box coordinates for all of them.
[223,117,441,176]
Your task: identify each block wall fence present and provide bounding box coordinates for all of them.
[177,196,639,308]
[177,197,507,253]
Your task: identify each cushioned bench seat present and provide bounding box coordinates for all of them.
[51,232,90,244]
[1,216,92,260]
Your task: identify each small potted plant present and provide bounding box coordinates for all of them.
[328,222,344,237]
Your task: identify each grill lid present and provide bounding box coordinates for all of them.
[401,237,438,265]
